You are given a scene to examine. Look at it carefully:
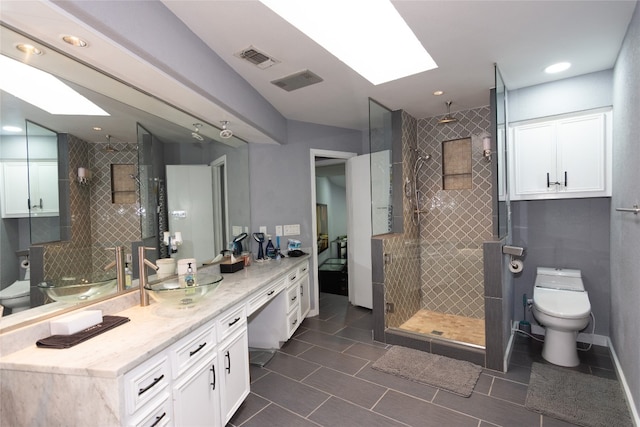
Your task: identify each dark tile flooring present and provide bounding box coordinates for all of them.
[228,293,619,427]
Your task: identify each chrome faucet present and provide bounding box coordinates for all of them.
[138,246,158,307]
[104,246,126,292]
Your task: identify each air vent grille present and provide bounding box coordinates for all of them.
[235,46,279,69]
[271,70,323,92]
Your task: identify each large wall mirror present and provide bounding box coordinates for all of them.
[0,24,251,330]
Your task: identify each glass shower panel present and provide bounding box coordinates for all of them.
[369,99,393,235]
[495,65,509,238]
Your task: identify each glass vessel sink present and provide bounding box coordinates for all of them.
[144,272,223,308]
[38,278,118,303]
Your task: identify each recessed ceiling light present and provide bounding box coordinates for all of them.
[260,0,437,85]
[16,43,43,55]
[62,35,88,47]
[545,62,571,74]
[2,125,23,133]
[93,127,103,131]
[433,90,444,96]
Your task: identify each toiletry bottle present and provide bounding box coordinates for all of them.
[266,235,276,259]
[124,263,132,288]
[185,262,195,287]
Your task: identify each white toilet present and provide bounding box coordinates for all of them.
[0,280,31,315]
[532,267,591,367]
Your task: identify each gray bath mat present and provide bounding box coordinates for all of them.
[371,346,482,397]
[525,362,632,427]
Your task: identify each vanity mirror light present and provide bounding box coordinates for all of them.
[0,24,251,331]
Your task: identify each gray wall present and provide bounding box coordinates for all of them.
[611,2,640,417]
[508,71,614,336]
[249,120,363,310]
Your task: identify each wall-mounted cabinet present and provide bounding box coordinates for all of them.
[509,109,612,201]
[0,160,59,218]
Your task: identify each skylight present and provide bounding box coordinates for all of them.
[0,54,109,116]
[260,0,437,85]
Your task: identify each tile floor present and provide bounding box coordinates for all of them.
[229,293,620,427]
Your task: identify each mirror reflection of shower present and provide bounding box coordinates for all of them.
[407,148,431,225]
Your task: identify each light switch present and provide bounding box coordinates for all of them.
[275,225,283,236]
[259,226,267,234]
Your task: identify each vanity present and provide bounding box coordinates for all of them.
[0,256,310,426]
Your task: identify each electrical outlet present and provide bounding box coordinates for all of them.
[275,225,283,237]
[283,224,300,236]
[126,253,132,263]
[259,226,267,234]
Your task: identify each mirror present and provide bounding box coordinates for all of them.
[0,25,250,329]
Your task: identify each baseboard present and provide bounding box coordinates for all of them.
[504,321,518,372]
[530,324,609,347]
[607,338,640,426]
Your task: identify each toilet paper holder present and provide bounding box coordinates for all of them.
[503,245,525,273]
[502,245,524,256]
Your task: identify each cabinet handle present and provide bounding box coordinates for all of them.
[300,285,303,296]
[138,374,164,396]
[225,350,231,374]
[149,412,166,427]
[228,317,240,327]
[292,319,298,326]
[189,342,207,357]
[267,290,275,296]
[291,295,297,302]
[290,275,297,281]
[39,198,43,209]
[27,198,30,210]
[564,171,567,187]
[210,364,216,390]
[546,172,561,187]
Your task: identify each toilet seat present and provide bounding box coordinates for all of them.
[0,280,30,299]
[533,286,591,319]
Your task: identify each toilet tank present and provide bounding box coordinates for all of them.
[534,267,584,291]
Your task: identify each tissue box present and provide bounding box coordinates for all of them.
[50,310,103,335]
[220,259,244,273]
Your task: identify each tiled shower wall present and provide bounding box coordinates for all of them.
[416,106,492,319]
[40,137,141,283]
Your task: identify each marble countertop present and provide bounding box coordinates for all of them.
[0,256,309,378]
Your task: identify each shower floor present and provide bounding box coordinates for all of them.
[399,309,485,348]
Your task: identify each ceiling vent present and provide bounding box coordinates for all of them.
[235,46,279,70]
[271,70,323,92]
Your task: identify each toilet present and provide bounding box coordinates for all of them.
[532,267,591,367]
[0,280,31,315]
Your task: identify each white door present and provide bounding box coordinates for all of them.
[166,165,216,264]
[346,155,372,309]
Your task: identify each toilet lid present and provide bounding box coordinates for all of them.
[0,280,30,299]
[533,286,591,319]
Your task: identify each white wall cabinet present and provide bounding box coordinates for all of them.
[509,110,611,201]
[0,161,59,218]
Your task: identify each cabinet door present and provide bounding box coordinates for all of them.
[173,353,220,427]
[299,273,310,319]
[33,161,59,215]
[511,122,556,198]
[557,114,606,194]
[1,162,30,217]
[219,327,250,425]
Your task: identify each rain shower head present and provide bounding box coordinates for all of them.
[191,123,204,141]
[438,101,458,124]
[102,135,119,152]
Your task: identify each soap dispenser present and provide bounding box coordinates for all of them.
[124,262,133,288]
[185,262,195,287]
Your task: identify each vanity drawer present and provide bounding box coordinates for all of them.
[285,283,299,314]
[169,323,216,379]
[247,277,285,316]
[127,391,173,427]
[124,353,171,415]
[298,261,309,276]
[217,304,247,342]
[286,309,300,339]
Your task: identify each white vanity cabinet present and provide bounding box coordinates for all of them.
[297,262,311,319]
[124,352,173,426]
[170,324,219,427]
[0,160,59,218]
[216,304,250,425]
[509,110,611,201]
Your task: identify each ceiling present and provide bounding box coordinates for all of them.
[163,0,636,131]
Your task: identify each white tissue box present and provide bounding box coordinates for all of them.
[50,310,103,336]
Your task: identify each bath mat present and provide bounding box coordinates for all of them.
[525,362,632,427]
[371,346,482,397]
